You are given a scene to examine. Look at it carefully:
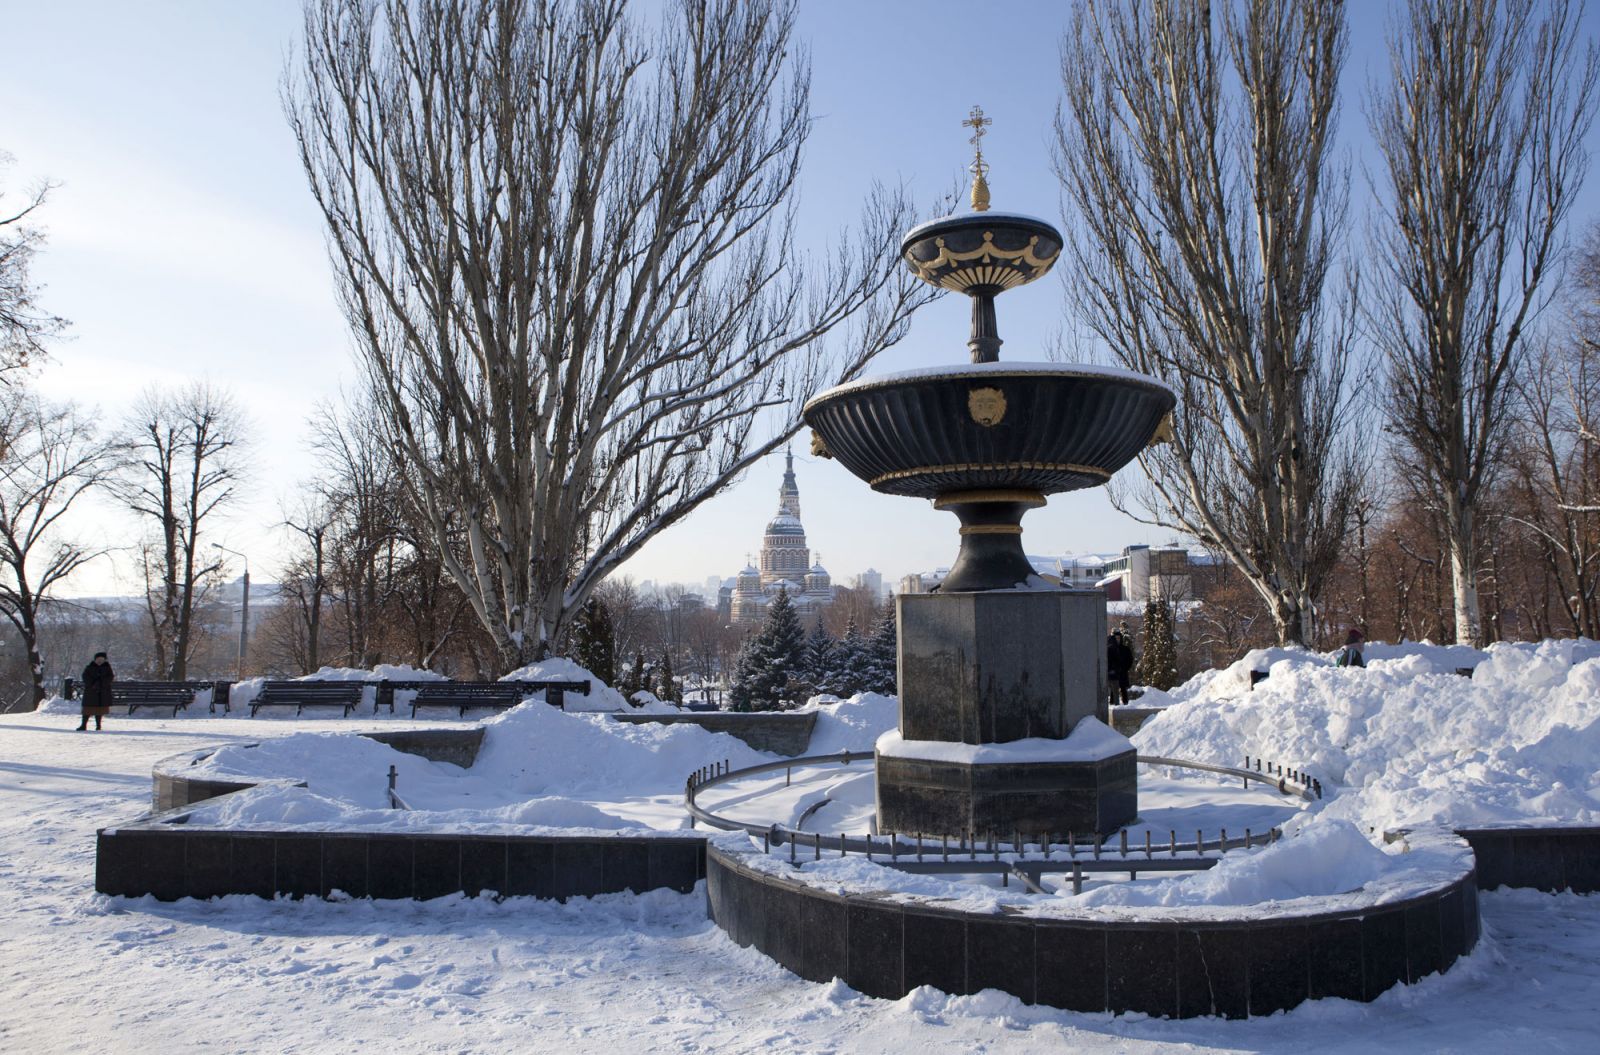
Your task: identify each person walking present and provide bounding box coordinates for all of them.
[77,651,114,731]
[1336,629,1366,669]
[1107,628,1135,707]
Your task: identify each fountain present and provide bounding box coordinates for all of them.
[803,107,1176,838]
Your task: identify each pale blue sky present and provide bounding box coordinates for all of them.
[2,1,1597,597]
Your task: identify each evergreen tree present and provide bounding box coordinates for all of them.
[620,651,647,699]
[570,598,616,686]
[1134,597,1179,691]
[729,588,808,710]
[656,651,680,704]
[797,623,838,701]
[864,604,898,695]
[830,615,868,696]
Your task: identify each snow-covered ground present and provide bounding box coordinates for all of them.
[2,710,1598,1053]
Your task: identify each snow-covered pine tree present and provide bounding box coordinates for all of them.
[1135,597,1179,690]
[830,615,869,696]
[730,588,807,710]
[864,604,898,695]
[798,623,838,701]
[571,598,616,686]
[656,651,679,704]
[620,651,647,698]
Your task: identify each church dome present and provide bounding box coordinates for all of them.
[765,513,805,537]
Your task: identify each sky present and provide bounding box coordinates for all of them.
[2,1,1599,599]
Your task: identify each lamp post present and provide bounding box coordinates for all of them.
[212,543,249,679]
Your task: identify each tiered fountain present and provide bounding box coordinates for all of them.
[804,107,1176,838]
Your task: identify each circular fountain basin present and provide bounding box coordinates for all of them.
[803,362,1176,499]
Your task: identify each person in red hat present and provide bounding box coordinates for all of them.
[1336,629,1366,669]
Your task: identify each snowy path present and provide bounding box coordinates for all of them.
[1,712,1597,1054]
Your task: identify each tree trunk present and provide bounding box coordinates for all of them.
[1449,503,1483,646]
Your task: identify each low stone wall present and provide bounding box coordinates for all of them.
[1109,707,1162,736]
[1456,826,1600,894]
[357,727,485,768]
[96,821,706,902]
[706,839,1480,1018]
[609,712,817,756]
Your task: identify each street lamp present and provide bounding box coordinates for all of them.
[212,543,249,679]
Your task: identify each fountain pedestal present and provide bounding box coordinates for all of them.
[875,591,1137,839]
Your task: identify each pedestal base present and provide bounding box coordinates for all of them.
[875,723,1138,839]
[876,750,1137,839]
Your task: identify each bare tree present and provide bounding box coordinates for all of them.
[286,0,932,672]
[0,389,110,704]
[1056,0,1363,646]
[1369,0,1597,646]
[114,383,250,679]
[0,152,65,374]
[279,496,334,673]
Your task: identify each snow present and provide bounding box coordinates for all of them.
[876,716,1131,764]
[1133,638,1600,831]
[902,209,1061,242]
[3,711,1600,1050]
[499,656,630,712]
[805,360,1177,406]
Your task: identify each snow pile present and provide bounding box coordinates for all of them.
[501,656,629,712]
[1134,638,1600,830]
[1067,819,1398,908]
[802,692,899,754]
[34,695,76,715]
[188,782,643,835]
[187,696,777,830]
[467,701,770,796]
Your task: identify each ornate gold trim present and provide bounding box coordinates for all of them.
[904,231,1058,288]
[933,489,1046,509]
[873,461,1111,488]
[809,429,832,459]
[959,524,1023,536]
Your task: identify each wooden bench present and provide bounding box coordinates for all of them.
[376,678,592,716]
[410,682,529,717]
[112,681,197,717]
[249,681,365,717]
[62,678,232,716]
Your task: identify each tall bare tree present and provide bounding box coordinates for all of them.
[114,384,249,679]
[0,389,110,704]
[1056,0,1362,646]
[1370,0,1597,646]
[286,0,931,672]
[0,152,65,375]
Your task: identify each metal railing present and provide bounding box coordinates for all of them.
[684,748,1323,891]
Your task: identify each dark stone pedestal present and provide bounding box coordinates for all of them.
[880,589,1134,838]
[896,590,1107,742]
[877,747,1137,838]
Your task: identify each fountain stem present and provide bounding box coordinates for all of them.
[968,291,1002,363]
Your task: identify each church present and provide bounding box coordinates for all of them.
[728,450,834,626]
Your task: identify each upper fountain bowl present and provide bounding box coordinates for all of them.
[803,362,1176,500]
[900,212,1063,294]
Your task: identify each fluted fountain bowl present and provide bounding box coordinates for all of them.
[803,363,1176,591]
[804,363,1175,499]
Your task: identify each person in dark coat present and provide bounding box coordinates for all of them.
[1107,628,1135,707]
[1336,629,1366,669]
[78,652,114,731]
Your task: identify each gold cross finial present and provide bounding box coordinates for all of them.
[962,105,992,212]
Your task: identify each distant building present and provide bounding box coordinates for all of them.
[853,568,885,601]
[728,451,834,625]
[1099,545,1195,603]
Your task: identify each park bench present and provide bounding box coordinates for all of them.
[249,681,365,717]
[113,681,198,717]
[61,677,233,715]
[407,680,590,717]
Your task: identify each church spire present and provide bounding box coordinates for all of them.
[778,445,801,519]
